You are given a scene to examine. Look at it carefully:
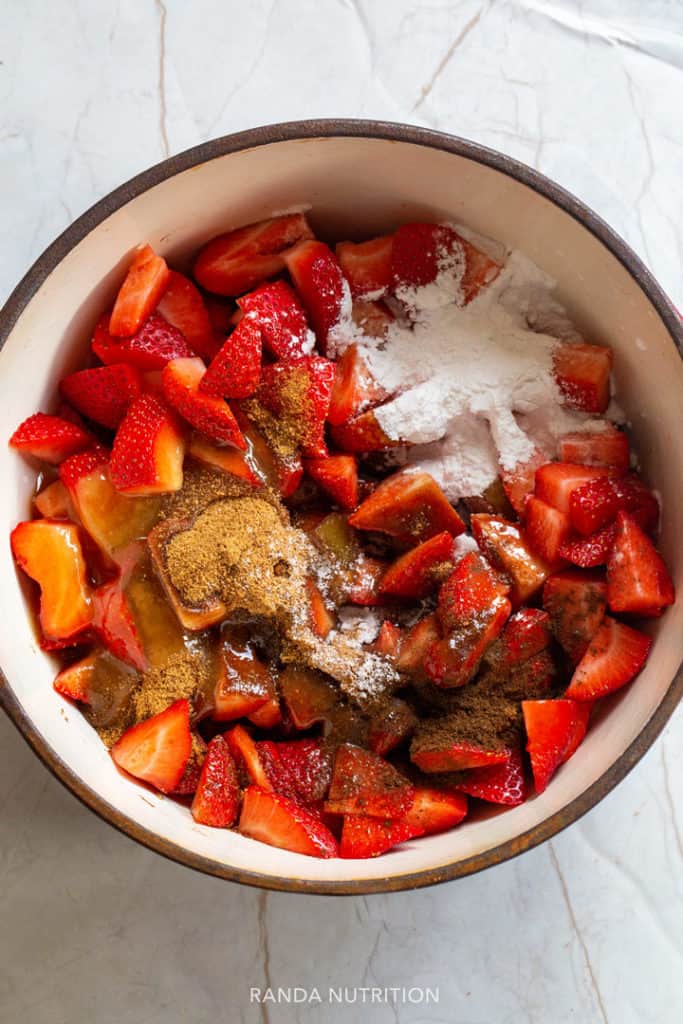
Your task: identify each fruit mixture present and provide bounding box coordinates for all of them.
[9,212,675,861]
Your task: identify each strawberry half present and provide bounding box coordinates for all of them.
[336,235,394,298]
[162,357,245,448]
[553,342,613,413]
[339,815,424,859]
[569,475,620,536]
[543,570,607,663]
[349,469,464,546]
[558,522,617,568]
[401,787,468,835]
[92,576,148,672]
[437,551,510,633]
[111,698,192,793]
[94,312,194,370]
[565,616,652,701]
[535,462,612,513]
[523,699,592,793]
[486,607,552,673]
[252,355,336,458]
[303,454,359,510]
[470,513,550,605]
[199,318,262,400]
[156,270,216,361]
[283,240,346,350]
[110,394,185,495]
[606,512,675,616]
[558,427,630,471]
[9,412,92,464]
[330,409,398,453]
[110,243,170,337]
[237,279,312,360]
[327,343,386,426]
[525,495,571,564]
[379,530,454,600]
[191,735,240,827]
[391,222,500,302]
[325,744,414,819]
[411,738,510,773]
[239,786,339,858]
[59,364,143,430]
[457,747,526,806]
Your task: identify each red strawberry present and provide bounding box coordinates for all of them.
[283,240,345,350]
[569,475,620,536]
[191,735,240,827]
[391,222,500,302]
[350,470,464,546]
[254,355,336,458]
[325,744,414,819]
[205,296,234,335]
[9,412,92,464]
[523,699,592,793]
[543,570,607,663]
[156,270,216,360]
[411,739,509,773]
[330,409,398,452]
[425,598,511,687]
[535,463,612,513]
[367,698,417,756]
[59,443,109,489]
[194,213,313,296]
[553,343,613,413]
[111,698,191,793]
[110,394,185,495]
[237,279,312,360]
[401,787,468,835]
[232,406,303,498]
[110,243,170,337]
[610,474,660,533]
[565,616,652,700]
[500,448,547,519]
[525,496,571,564]
[470,514,550,605]
[188,435,262,486]
[346,554,387,606]
[372,620,403,660]
[558,427,630,471]
[11,520,93,643]
[336,235,394,297]
[92,577,148,671]
[457,747,526,806]
[162,357,245,448]
[199,318,262,400]
[339,815,423,859]
[94,312,194,370]
[239,786,339,858]
[606,512,674,616]
[558,522,617,567]
[59,364,142,430]
[437,551,510,633]
[327,343,386,426]
[303,454,359,510]
[173,735,207,796]
[225,724,272,790]
[34,479,73,520]
[53,651,98,703]
[486,607,552,672]
[379,530,454,600]
[306,579,335,638]
[396,613,442,676]
[271,739,334,804]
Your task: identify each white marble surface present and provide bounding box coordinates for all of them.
[1,1,682,1021]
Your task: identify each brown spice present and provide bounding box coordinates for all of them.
[411,683,521,754]
[133,650,210,721]
[161,464,253,523]
[243,366,312,461]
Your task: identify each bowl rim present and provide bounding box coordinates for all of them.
[1,118,682,895]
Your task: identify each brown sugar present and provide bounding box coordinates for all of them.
[161,463,254,523]
[133,650,211,721]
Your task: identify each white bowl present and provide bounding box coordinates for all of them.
[1,120,682,894]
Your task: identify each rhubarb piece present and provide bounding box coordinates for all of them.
[147,518,229,631]
[558,522,617,568]
[303,454,359,510]
[188,435,262,486]
[325,744,414,819]
[470,513,550,604]
[279,667,340,729]
[94,312,194,370]
[523,699,592,793]
[543,570,607,664]
[191,735,240,827]
[349,470,464,546]
[379,531,454,599]
[367,698,418,756]
[232,406,303,499]
[500,449,547,519]
[525,495,571,564]
[237,279,312,360]
[535,462,612,513]
[111,698,191,793]
[9,412,91,464]
[156,270,216,361]
[558,427,630,471]
[401,786,468,834]
[162,357,245,447]
[606,513,675,616]
[34,480,73,519]
[11,520,92,643]
[569,475,620,536]
[396,613,441,676]
[239,786,339,858]
[328,343,387,426]
[330,409,398,453]
[213,639,277,721]
[339,814,424,859]
[436,551,510,633]
[110,243,170,337]
[110,394,185,495]
[553,343,613,413]
[336,235,394,297]
[199,318,262,400]
[59,364,142,430]
[283,239,346,350]
[565,616,652,701]
[457,747,526,806]
[225,724,272,790]
[391,222,500,302]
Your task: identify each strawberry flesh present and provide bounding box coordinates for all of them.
[239,786,339,858]
[111,698,192,793]
[325,743,414,819]
[327,343,386,426]
[162,356,246,448]
[350,470,464,546]
[523,699,592,793]
[553,343,613,413]
[336,235,394,298]
[565,616,652,701]
[401,787,468,835]
[156,269,216,361]
[339,815,424,859]
[191,735,240,827]
[470,513,550,605]
[199,318,262,400]
[543,570,607,663]
[237,279,312,360]
[110,243,170,338]
[457,747,526,806]
[606,512,674,616]
[110,394,185,495]
[558,427,630,471]
[10,412,92,464]
[379,531,454,600]
[284,240,346,351]
[94,312,194,370]
[303,454,359,510]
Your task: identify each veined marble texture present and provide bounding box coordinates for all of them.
[1,1,682,1021]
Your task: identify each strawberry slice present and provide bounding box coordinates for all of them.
[303,454,359,510]
[9,412,92,464]
[110,243,170,337]
[411,738,509,773]
[11,520,93,643]
[424,598,511,687]
[156,270,216,361]
[396,613,442,676]
[59,364,143,430]
[94,312,194,370]
[610,474,660,533]
[401,787,468,835]
[162,356,245,448]
[558,522,617,568]
[486,607,552,673]
[213,640,277,721]
[272,739,334,804]
[111,698,191,793]
[329,409,398,452]
[199,318,262,400]
[325,744,414,819]
[606,512,675,616]
[336,235,394,297]
[565,616,652,701]
[569,475,620,536]
[372,620,403,660]
[470,513,550,605]
[283,240,346,350]
[194,213,313,296]
[306,579,335,638]
[437,551,510,633]
[191,735,240,827]
[379,530,454,600]
[525,496,571,564]
[523,699,592,793]
[239,786,339,858]
[225,724,272,790]
[457,747,526,806]
[553,343,613,413]
[188,435,262,486]
[558,427,630,471]
[237,279,312,360]
[110,394,185,495]
[34,479,73,520]
[92,577,148,672]
[327,344,386,426]
[339,815,424,859]
[53,651,99,703]
[250,355,336,459]
[543,570,607,663]
[535,462,612,513]
[367,698,417,756]
[349,470,464,546]
[500,448,547,519]
[391,222,500,303]
[173,734,207,795]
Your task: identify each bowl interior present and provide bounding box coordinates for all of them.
[1,132,682,890]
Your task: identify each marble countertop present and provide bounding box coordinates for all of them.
[1,1,682,1021]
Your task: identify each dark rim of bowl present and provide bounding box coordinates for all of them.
[1,119,682,896]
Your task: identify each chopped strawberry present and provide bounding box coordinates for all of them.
[349,470,464,546]
[271,739,334,804]
[339,814,423,859]
[53,651,98,703]
[156,270,216,361]
[569,475,620,536]
[191,735,240,827]
[9,412,91,464]
[110,394,185,495]
[188,435,262,486]
[279,666,339,730]
[199,318,262,400]
[606,512,674,616]
[173,735,207,795]
[92,577,148,672]
[368,698,417,756]
[401,787,468,835]
[225,724,272,790]
[252,355,336,458]
[330,409,398,452]
[111,698,191,793]
[283,240,346,350]
[523,699,592,793]
[161,356,245,448]
[424,598,511,687]
[306,579,335,638]
[303,454,359,510]
[396,613,441,676]
[379,530,454,599]
[336,235,394,297]
[204,296,233,336]
[94,312,194,370]
[325,744,414,819]
[110,243,170,337]
[327,344,386,426]
[553,343,613,413]
[558,522,617,567]
[610,474,660,533]
[525,496,571,564]
[535,462,612,513]
[11,520,93,643]
[565,616,652,701]
[437,551,510,633]
[470,513,550,605]
[346,554,387,606]
[34,479,73,520]
[501,449,547,519]
[237,279,312,360]
[457,747,526,806]
[372,620,403,660]
[194,213,313,296]
[558,427,630,471]
[411,738,509,773]
[543,570,607,663]
[59,364,143,430]
[391,222,500,302]
[59,443,109,488]
[486,608,552,673]
[213,639,278,722]
[239,786,339,858]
